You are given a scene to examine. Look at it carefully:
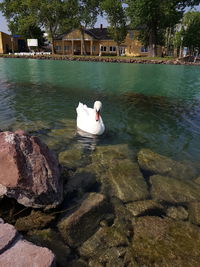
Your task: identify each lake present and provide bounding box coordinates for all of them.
[0,58,200,161]
[1,57,200,266]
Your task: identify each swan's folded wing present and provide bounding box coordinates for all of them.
[76,102,89,116]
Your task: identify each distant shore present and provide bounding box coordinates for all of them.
[0,54,200,66]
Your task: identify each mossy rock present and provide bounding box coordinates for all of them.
[10,120,51,133]
[188,202,200,225]
[150,175,200,204]
[63,165,98,197]
[92,144,134,164]
[132,216,200,266]
[15,210,55,232]
[26,228,70,267]
[59,148,83,169]
[166,206,188,220]
[58,193,113,247]
[102,159,149,202]
[80,225,137,266]
[126,200,164,217]
[138,149,197,180]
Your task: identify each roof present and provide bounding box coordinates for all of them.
[55,28,112,40]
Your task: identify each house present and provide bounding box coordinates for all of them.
[0,31,27,54]
[54,25,162,57]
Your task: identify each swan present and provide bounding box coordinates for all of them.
[76,101,105,135]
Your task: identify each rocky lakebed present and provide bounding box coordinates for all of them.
[1,125,200,266]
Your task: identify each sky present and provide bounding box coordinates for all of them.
[0,4,200,35]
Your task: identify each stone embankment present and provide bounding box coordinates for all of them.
[0,53,200,66]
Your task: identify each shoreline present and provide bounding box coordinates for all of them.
[0,54,200,66]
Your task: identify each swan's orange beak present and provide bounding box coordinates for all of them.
[95,111,100,121]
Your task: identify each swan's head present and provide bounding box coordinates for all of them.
[94,101,102,121]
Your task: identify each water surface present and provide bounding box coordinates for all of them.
[0,58,200,162]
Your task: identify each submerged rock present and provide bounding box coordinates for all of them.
[126,200,164,217]
[0,219,55,267]
[26,228,71,267]
[138,149,197,180]
[58,193,112,247]
[59,148,83,169]
[80,226,136,267]
[0,130,62,209]
[63,166,98,197]
[15,210,55,232]
[188,202,200,225]
[132,216,200,266]
[92,144,134,164]
[166,206,188,220]
[91,145,148,202]
[101,159,149,202]
[150,175,200,204]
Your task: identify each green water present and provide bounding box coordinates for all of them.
[0,58,200,161]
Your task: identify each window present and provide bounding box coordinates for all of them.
[130,31,134,40]
[93,46,96,52]
[109,46,116,52]
[64,45,70,51]
[55,46,61,51]
[141,46,148,53]
[101,46,107,52]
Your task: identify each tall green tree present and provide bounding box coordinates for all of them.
[75,0,101,55]
[182,11,200,54]
[126,0,200,57]
[101,0,127,56]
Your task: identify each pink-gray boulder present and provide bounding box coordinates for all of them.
[0,130,63,209]
[0,219,55,267]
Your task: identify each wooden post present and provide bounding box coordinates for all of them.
[62,39,64,55]
[72,40,74,55]
[81,39,83,55]
[90,40,93,56]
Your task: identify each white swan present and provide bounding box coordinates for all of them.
[76,101,105,135]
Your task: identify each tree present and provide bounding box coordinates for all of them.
[0,0,77,53]
[30,0,66,53]
[101,0,127,56]
[126,0,200,57]
[182,11,200,55]
[75,0,101,55]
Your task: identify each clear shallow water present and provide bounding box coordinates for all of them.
[0,58,200,161]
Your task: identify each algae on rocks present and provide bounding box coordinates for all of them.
[99,159,149,203]
[138,149,197,180]
[132,216,200,266]
[150,175,200,204]
[58,193,113,247]
[15,210,55,232]
[126,200,164,217]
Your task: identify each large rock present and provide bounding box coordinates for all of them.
[58,193,112,247]
[0,219,55,267]
[0,131,62,209]
[132,216,200,266]
[138,149,197,180]
[150,175,200,204]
